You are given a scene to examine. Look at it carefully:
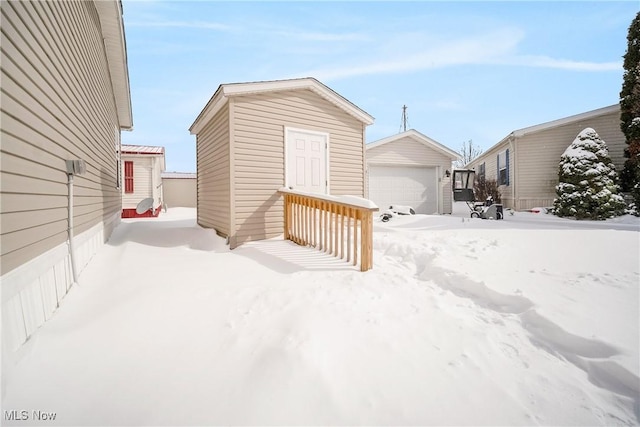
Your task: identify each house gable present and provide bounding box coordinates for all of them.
[189,77,374,135]
[367,130,461,165]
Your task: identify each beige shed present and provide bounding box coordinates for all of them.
[366,130,461,214]
[161,172,197,208]
[189,78,374,248]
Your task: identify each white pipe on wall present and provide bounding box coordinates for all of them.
[67,173,79,285]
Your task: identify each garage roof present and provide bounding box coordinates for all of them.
[367,129,461,160]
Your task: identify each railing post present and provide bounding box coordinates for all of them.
[278,189,378,271]
[360,209,373,272]
[283,194,290,241]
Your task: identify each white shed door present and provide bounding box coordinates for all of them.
[286,129,327,194]
[369,165,437,214]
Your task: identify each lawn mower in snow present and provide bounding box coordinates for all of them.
[452,169,503,220]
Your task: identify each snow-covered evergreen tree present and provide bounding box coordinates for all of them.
[619,12,640,214]
[553,128,626,220]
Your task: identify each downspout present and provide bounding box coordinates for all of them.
[67,172,79,285]
[508,133,516,210]
[66,159,86,285]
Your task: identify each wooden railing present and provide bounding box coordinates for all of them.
[278,189,379,271]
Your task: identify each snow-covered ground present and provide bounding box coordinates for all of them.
[2,206,639,426]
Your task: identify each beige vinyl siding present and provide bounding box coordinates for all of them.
[367,136,451,166]
[197,102,230,236]
[466,138,515,208]
[467,109,624,211]
[516,110,624,209]
[163,178,196,208]
[231,89,365,246]
[1,1,121,275]
[122,156,153,209]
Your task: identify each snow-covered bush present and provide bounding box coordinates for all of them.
[553,128,626,220]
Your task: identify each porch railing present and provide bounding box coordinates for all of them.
[278,188,379,271]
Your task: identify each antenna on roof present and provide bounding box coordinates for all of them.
[399,104,409,133]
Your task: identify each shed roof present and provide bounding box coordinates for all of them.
[161,172,196,179]
[121,144,165,155]
[189,77,375,135]
[366,129,461,160]
[94,1,133,130]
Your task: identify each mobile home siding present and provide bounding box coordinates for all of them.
[516,110,624,210]
[1,0,121,275]
[467,140,515,207]
[467,108,623,211]
[197,102,231,237]
[1,0,128,352]
[231,90,365,246]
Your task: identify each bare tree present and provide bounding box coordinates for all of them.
[454,139,483,168]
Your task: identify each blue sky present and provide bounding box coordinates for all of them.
[121,1,638,172]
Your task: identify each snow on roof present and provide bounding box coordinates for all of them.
[161,172,196,179]
[366,129,461,160]
[121,145,165,155]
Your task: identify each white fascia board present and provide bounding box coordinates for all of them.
[95,0,133,130]
[222,78,374,125]
[465,104,618,168]
[189,88,226,135]
[464,133,513,169]
[189,78,374,135]
[514,104,619,137]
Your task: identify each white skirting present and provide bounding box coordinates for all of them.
[1,213,120,353]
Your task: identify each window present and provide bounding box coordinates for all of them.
[497,149,509,186]
[477,162,486,181]
[124,161,134,193]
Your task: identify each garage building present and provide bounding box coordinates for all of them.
[366,130,460,214]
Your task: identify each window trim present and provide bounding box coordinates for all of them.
[497,149,509,186]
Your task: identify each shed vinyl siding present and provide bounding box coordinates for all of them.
[231,89,365,246]
[516,110,624,209]
[162,178,197,208]
[1,0,122,275]
[197,102,231,237]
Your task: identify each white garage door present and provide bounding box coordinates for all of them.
[368,165,437,214]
